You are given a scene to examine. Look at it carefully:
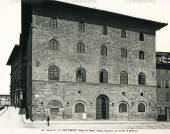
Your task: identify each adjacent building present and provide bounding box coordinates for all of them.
[0,94,10,106]
[156,52,170,120]
[7,0,167,121]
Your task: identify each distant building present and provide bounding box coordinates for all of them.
[7,1,167,121]
[6,45,26,108]
[156,52,170,120]
[0,95,10,106]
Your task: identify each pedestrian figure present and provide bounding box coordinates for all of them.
[47,115,50,126]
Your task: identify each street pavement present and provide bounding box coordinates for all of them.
[0,107,27,128]
[1,107,170,130]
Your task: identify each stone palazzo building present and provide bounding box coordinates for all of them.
[7,0,167,121]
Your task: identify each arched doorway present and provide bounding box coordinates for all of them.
[96,95,109,119]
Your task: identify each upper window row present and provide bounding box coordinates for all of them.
[48,66,146,85]
[48,39,145,60]
[49,18,145,41]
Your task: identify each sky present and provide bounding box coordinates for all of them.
[0,0,169,94]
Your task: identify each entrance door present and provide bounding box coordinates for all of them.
[96,95,109,119]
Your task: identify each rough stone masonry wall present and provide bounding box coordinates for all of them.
[31,14,156,121]
[32,80,156,121]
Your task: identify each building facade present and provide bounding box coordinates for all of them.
[156,52,170,120]
[7,43,27,109]
[7,1,167,121]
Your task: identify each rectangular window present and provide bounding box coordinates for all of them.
[122,92,125,96]
[102,26,108,35]
[166,93,169,101]
[157,80,161,88]
[139,51,144,60]
[50,108,59,114]
[140,33,144,41]
[79,22,85,32]
[50,18,57,28]
[121,29,126,38]
[162,80,165,88]
[165,80,169,88]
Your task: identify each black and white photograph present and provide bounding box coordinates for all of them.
[0,0,170,133]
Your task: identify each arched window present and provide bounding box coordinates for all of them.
[76,67,86,82]
[99,69,108,83]
[139,51,144,60]
[79,22,85,32]
[49,39,58,50]
[119,103,127,113]
[138,103,145,112]
[75,103,85,113]
[50,18,57,28]
[77,42,85,53]
[120,71,128,84]
[138,72,145,85]
[121,48,127,58]
[48,66,60,80]
[102,26,107,35]
[101,45,107,56]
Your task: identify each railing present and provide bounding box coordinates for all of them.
[157,110,169,121]
[157,115,167,121]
